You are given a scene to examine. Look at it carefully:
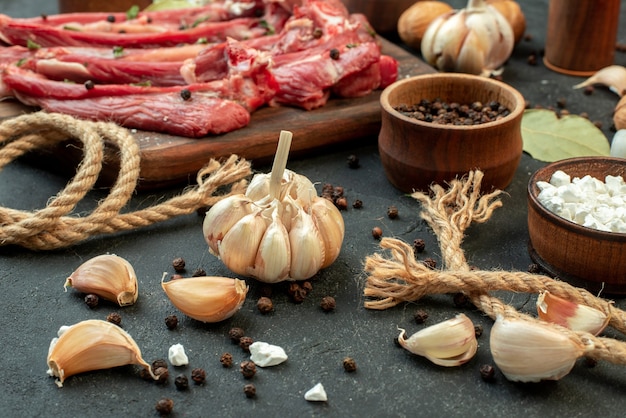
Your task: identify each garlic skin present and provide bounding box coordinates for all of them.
[397,313,478,366]
[537,291,609,336]
[47,319,156,387]
[421,0,514,76]
[490,315,590,382]
[64,254,138,306]
[573,65,626,97]
[202,131,344,283]
[161,275,248,323]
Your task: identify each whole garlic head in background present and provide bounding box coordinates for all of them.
[421,0,514,76]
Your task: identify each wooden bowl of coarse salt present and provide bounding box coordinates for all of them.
[378,73,525,193]
[527,157,626,295]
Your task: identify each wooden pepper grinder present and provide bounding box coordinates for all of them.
[544,0,621,76]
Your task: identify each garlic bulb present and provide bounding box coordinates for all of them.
[47,319,156,387]
[203,131,345,282]
[490,315,591,382]
[397,1,454,50]
[64,254,138,306]
[536,291,609,336]
[421,0,514,76]
[397,313,478,366]
[161,275,248,323]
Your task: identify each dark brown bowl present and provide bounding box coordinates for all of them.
[378,73,525,193]
[527,157,626,295]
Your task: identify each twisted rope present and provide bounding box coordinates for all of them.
[0,112,252,250]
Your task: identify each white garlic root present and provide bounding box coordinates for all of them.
[490,315,592,382]
[161,274,248,323]
[64,254,138,306]
[203,130,345,283]
[397,314,478,366]
[573,65,626,97]
[47,319,156,387]
[421,0,514,76]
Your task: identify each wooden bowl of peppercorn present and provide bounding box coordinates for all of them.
[527,157,626,295]
[378,73,525,193]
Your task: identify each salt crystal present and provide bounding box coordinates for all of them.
[249,342,288,367]
[550,170,571,187]
[304,383,327,402]
[168,343,189,366]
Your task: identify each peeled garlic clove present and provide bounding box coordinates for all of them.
[218,210,267,276]
[398,313,478,366]
[248,202,291,283]
[47,319,156,387]
[537,291,609,336]
[203,194,254,255]
[490,315,590,382]
[288,208,325,280]
[161,275,248,323]
[310,197,344,269]
[64,254,138,306]
[573,65,626,97]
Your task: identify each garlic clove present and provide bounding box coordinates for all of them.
[486,0,526,44]
[203,194,254,255]
[46,319,156,387]
[218,210,267,276]
[288,207,325,280]
[614,96,626,131]
[610,129,626,158]
[397,313,478,367]
[397,1,454,50]
[310,197,344,269]
[536,291,609,336]
[490,315,590,382]
[248,202,291,283]
[64,254,138,306]
[161,275,248,323]
[573,65,626,97]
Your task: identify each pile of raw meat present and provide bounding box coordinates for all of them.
[0,0,398,137]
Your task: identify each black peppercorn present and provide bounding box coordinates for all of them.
[106,312,122,326]
[165,314,178,330]
[84,80,95,90]
[152,359,168,370]
[180,88,192,101]
[220,352,233,368]
[372,226,383,240]
[387,205,399,219]
[352,199,363,209]
[155,398,174,415]
[329,48,340,60]
[174,374,189,390]
[453,292,470,308]
[191,367,206,385]
[229,327,245,344]
[342,357,357,372]
[244,383,256,398]
[413,238,426,253]
[154,367,169,384]
[347,154,360,169]
[172,257,186,273]
[413,309,428,324]
[84,294,99,308]
[474,324,484,338]
[239,336,254,352]
[320,296,336,312]
[422,258,437,269]
[192,268,206,277]
[335,196,348,210]
[287,282,307,303]
[257,296,274,314]
[479,364,496,382]
[240,360,257,379]
[106,15,116,23]
[301,281,313,294]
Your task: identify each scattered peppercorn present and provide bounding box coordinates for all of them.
[229,327,245,344]
[301,281,313,294]
[154,367,169,384]
[172,257,186,273]
[579,112,589,119]
[40,14,48,21]
[523,33,533,42]
[413,309,429,324]
[106,15,116,23]
[312,27,323,39]
[335,196,348,210]
[593,121,603,129]
[220,352,233,368]
[527,263,541,274]
[342,357,357,372]
[479,364,496,382]
[320,296,336,312]
[192,268,206,277]
[453,292,470,308]
[155,398,174,415]
[240,360,257,379]
[191,367,206,385]
[422,258,437,269]
[584,356,598,368]
[583,85,594,95]
[352,199,363,209]
[333,186,344,200]
[329,48,340,60]
[84,294,99,309]
[287,282,307,303]
[347,154,360,169]
[180,88,192,101]
[84,80,95,90]
[474,324,483,338]
[239,336,254,352]
[165,314,178,330]
[257,296,274,314]
[556,97,567,108]
[170,274,184,280]
[372,226,383,240]
[413,238,426,253]
[174,374,189,390]
[387,205,399,219]
[260,285,273,298]
[527,53,537,66]
[393,98,510,125]
[244,383,257,398]
[106,312,122,326]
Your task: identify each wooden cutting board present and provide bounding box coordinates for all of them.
[0,38,435,189]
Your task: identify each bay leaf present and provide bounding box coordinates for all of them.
[521,109,610,162]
